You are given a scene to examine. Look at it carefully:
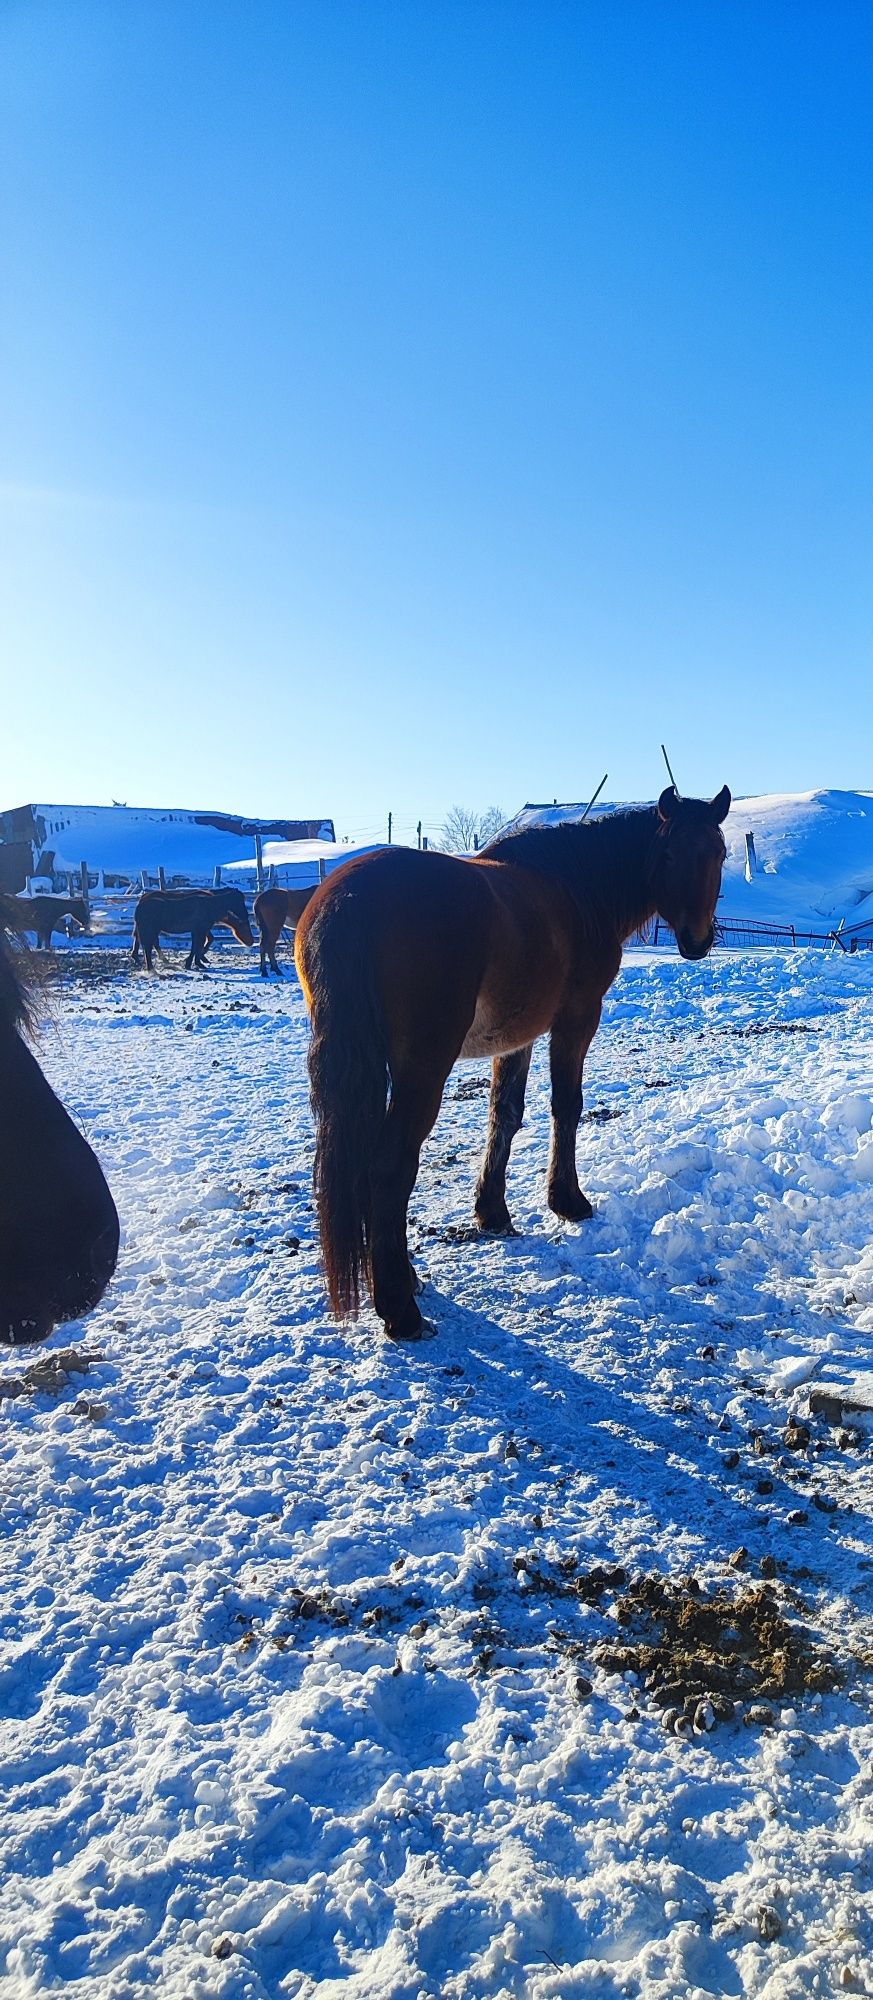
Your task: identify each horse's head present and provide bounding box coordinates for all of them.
[68,899,90,932]
[0,922,119,1345]
[218,889,254,947]
[651,785,731,960]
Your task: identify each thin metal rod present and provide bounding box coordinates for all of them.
[578,772,608,824]
[660,743,679,793]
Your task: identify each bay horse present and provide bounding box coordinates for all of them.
[132,888,254,971]
[6,896,90,950]
[0,901,119,1344]
[254,885,317,977]
[296,785,731,1341]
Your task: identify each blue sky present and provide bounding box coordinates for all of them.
[2,1,871,841]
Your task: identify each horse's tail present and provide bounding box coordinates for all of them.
[299,887,388,1318]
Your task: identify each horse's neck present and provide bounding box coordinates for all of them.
[577,810,660,944]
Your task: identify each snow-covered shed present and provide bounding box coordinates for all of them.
[0,803,335,893]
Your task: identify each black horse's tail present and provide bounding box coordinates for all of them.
[299,886,388,1318]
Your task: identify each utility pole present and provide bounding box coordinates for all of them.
[416,821,422,849]
[387,812,392,845]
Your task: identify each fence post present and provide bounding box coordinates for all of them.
[268,864,277,888]
[79,861,90,925]
[140,870,149,892]
[213,865,221,889]
[318,858,327,884]
[158,866,167,892]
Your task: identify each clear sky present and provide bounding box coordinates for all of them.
[2,1,871,843]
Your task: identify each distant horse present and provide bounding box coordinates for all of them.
[132,888,254,971]
[0,899,119,1344]
[296,785,731,1341]
[6,896,90,950]
[254,885,318,977]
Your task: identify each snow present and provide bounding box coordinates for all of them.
[2,944,873,1996]
[509,790,873,938]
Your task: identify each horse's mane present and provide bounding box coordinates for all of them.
[483,805,662,942]
[0,896,33,1034]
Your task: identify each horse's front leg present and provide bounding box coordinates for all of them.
[474,1046,533,1234]
[547,1006,602,1222]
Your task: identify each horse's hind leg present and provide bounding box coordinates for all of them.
[369,1068,448,1339]
[474,1046,532,1234]
[547,1006,602,1222]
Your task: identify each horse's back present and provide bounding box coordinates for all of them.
[135,890,210,936]
[296,846,581,1063]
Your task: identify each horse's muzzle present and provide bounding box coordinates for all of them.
[677,925,715,961]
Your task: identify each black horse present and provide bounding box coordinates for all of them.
[131,888,254,971]
[5,895,90,950]
[0,900,119,1345]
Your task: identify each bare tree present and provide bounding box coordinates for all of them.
[438,805,506,853]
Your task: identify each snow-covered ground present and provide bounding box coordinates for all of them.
[2,943,873,1998]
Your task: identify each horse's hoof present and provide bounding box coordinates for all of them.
[384,1293,436,1341]
[475,1211,517,1237]
[385,1316,437,1343]
[548,1189,594,1223]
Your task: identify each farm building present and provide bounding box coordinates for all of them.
[0,803,335,894]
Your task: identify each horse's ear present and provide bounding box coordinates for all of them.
[657,785,679,823]
[709,785,731,823]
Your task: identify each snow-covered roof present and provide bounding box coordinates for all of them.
[0,803,335,884]
[223,839,384,887]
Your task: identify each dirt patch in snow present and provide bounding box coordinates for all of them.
[0,1346,103,1402]
[593,1573,839,1708]
[729,1020,818,1038]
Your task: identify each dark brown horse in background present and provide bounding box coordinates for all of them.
[254,885,318,976]
[0,900,119,1344]
[296,786,730,1341]
[6,896,90,950]
[132,888,254,971]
